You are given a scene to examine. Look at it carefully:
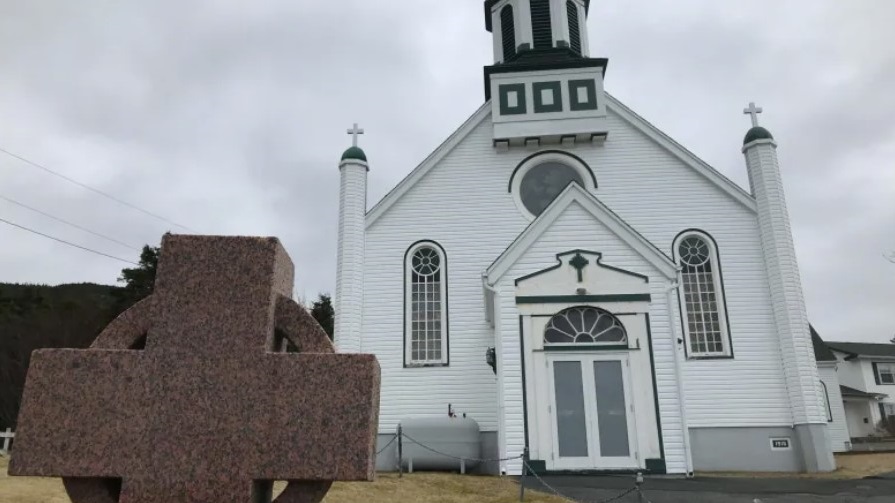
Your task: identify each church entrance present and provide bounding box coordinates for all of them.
[547,353,638,470]
[511,250,666,472]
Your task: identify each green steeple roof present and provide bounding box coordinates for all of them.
[341,146,367,162]
[744,126,774,146]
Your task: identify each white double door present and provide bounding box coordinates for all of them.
[547,354,638,470]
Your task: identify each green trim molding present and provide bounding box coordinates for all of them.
[542,344,632,352]
[533,81,563,113]
[514,250,647,285]
[499,83,527,115]
[568,79,598,111]
[644,313,667,469]
[516,294,651,304]
[484,58,608,101]
[645,458,666,474]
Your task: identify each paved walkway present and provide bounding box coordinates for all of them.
[521,474,895,502]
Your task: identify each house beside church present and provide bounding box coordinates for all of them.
[334,0,836,475]
[824,341,895,440]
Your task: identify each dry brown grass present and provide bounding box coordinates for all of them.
[698,453,895,480]
[0,456,564,503]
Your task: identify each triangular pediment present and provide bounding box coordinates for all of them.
[485,183,678,285]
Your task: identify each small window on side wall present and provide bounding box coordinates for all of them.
[876,363,895,385]
[674,231,733,358]
[405,241,449,367]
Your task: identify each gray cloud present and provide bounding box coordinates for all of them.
[0,0,892,341]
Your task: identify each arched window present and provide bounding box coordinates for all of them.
[544,307,627,346]
[567,1,581,55]
[674,231,732,357]
[501,5,517,61]
[530,0,553,49]
[405,241,448,366]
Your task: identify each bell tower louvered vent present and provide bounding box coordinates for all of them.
[501,5,516,60]
[567,1,582,55]
[530,0,553,50]
[483,0,607,148]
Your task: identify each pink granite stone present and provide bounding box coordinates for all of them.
[9,235,380,503]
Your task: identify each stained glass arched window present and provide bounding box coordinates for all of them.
[544,307,627,345]
[675,231,731,357]
[405,242,448,366]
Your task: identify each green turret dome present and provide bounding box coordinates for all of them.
[341,146,367,162]
[744,126,774,146]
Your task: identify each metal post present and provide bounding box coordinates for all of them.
[636,472,644,503]
[519,447,529,502]
[397,425,403,478]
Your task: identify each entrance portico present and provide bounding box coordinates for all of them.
[514,250,663,472]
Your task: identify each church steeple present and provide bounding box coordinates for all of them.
[485,0,591,63]
[483,0,608,150]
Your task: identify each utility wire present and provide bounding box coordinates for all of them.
[0,194,142,251]
[0,146,194,232]
[0,216,138,265]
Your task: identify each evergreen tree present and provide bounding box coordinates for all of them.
[310,294,334,340]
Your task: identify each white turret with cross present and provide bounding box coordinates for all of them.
[740,102,836,471]
[335,123,369,353]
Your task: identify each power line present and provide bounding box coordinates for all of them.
[0,194,142,251]
[0,216,138,265]
[0,145,194,232]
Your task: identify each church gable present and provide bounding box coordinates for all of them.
[486,183,678,285]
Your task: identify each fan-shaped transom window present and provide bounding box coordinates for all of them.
[405,242,448,366]
[675,231,732,358]
[544,307,627,345]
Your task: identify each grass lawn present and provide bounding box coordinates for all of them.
[698,453,895,480]
[0,456,564,503]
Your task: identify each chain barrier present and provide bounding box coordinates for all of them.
[521,460,650,503]
[399,432,525,463]
[385,433,653,503]
[375,435,397,456]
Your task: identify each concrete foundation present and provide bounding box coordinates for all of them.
[794,423,836,472]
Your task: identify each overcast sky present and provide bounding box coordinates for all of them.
[0,1,892,343]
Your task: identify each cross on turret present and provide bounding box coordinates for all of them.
[744,102,763,127]
[347,123,365,147]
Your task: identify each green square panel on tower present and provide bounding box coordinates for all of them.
[533,81,563,113]
[499,84,528,115]
[569,79,598,111]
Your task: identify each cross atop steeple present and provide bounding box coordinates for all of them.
[347,123,365,147]
[744,102,763,128]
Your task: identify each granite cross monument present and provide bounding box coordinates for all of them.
[9,235,381,503]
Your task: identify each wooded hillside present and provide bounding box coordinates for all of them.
[0,282,127,429]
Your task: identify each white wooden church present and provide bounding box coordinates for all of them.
[334,0,835,475]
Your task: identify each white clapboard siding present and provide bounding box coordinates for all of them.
[818,364,851,452]
[498,201,687,474]
[362,97,793,472]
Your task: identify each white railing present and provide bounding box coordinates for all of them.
[0,428,14,455]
